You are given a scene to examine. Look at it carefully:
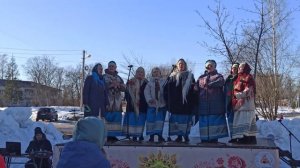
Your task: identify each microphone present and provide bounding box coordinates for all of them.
[128,65,133,68]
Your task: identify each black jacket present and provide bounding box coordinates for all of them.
[163,72,197,115]
[25,136,52,168]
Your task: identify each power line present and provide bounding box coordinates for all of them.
[0,47,81,52]
[0,52,80,56]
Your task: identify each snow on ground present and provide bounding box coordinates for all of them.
[0,106,299,168]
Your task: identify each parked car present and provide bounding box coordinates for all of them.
[36,107,58,122]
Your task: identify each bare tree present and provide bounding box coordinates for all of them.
[196,0,248,64]
[63,65,81,106]
[198,0,299,120]
[23,55,58,87]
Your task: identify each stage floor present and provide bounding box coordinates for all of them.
[105,137,277,149]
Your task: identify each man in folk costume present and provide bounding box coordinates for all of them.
[144,67,167,142]
[124,67,148,141]
[224,63,239,141]
[197,60,228,143]
[230,62,257,144]
[103,61,126,142]
[164,58,196,143]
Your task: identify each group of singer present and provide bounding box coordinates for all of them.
[82,58,257,144]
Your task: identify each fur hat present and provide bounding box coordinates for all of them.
[73,117,107,149]
[205,60,217,69]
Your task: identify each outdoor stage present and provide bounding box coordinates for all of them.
[52,137,279,168]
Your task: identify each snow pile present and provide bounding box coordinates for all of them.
[257,119,300,160]
[0,107,65,153]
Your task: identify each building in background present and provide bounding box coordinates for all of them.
[0,79,61,106]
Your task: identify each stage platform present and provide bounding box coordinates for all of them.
[52,137,279,168]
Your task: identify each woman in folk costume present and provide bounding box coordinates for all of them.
[224,63,239,141]
[230,62,257,144]
[196,60,228,143]
[103,61,126,142]
[124,67,148,141]
[163,58,196,143]
[83,63,108,118]
[144,67,167,142]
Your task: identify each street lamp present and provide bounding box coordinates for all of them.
[80,50,91,111]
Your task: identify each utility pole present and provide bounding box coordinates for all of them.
[80,50,91,112]
[80,50,86,112]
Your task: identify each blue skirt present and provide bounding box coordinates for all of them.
[199,114,228,140]
[146,107,167,135]
[169,114,192,136]
[123,112,146,137]
[104,111,123,136]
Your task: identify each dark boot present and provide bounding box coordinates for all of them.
[107,136,118,143]
[149,135,154,142]
[228,138,239,143]
[167,137,172,142]
[248,136,257,144]
[175,135,183,142]
[158,135,165,142]
[236,136,248,144]
[139,136,144,141]
[112,136,119,141]
[132,137,137,141]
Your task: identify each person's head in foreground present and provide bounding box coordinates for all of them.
[57,117,111,168]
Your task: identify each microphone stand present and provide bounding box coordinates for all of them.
[278,119,300,157]
[120,65,133,141]
[163,65,176,141]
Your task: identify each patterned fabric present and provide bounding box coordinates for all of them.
[127,78,148,116]
[232,73,255,111]
[199,115,228,141]
[231,63,257,139]
[197,70,228,140]
[103,69,125,136]
[146,107,167,135]
[103,69,125,112]
[197,70,225,115]
[232,110,257,139]
[104,112,123,136]
[124,76,148,137]
[144,77,166,108]
[168,114,192,136]
[123,112,146,137]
